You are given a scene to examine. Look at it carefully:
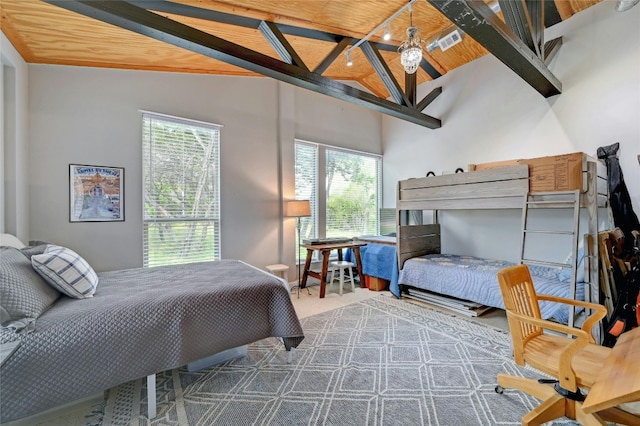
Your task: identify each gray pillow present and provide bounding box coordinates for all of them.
[19,244,49,259]
[0,246,60,332]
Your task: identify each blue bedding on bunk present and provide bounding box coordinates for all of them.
[345,244,399,295]
[398,254,584,323]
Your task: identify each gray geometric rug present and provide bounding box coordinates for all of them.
[94,295,578,425]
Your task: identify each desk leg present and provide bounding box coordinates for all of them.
[301,249,313,288]
[353,247,366,288]
[319,250,331,298]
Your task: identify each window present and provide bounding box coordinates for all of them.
[295,140,382,260]
[142,112,221,267]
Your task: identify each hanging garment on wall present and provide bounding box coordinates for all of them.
[597,142,640,252]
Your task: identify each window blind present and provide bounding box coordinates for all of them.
[142,111,221,267]
[294,141,317,260]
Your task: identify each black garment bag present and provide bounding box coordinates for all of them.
[597,142,640,252]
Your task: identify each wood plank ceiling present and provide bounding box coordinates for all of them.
[1,0,602,128]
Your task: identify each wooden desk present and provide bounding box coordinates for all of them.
[301,241,366,298]
[582,327,640,416]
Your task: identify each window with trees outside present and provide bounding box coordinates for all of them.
[294,140,382,261]
[142,111,221,267]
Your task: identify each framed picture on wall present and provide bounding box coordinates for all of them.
[69,164,124,222]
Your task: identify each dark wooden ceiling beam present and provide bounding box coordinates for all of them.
[498,0,538,55]
[544,0,564,27]
[405,73,417,107]
[416,87,442,112]
[428,0,561,98]
[527,0,544,58]
[259,21,308,70]
[360,42,410,107]
[418,58,443,80]
[313,37,353,75]
[543,36,563,66]
[46,0,441,129]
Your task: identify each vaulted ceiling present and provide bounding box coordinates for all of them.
[1,0,604,128]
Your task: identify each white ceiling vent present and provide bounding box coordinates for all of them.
[437,29,463,51]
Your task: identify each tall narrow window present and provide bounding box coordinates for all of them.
[294,140,382,260]
[142,112,221,267]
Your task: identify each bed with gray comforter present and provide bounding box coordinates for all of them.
[0,245,304,423]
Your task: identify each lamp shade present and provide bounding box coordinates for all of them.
[286,200,311,217]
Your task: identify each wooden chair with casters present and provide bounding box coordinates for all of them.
[496,264,638,426]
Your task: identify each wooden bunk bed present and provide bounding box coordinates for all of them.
[395,153,608,326]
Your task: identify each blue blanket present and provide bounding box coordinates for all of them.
[346,244,400,297]
[398,254,583,323]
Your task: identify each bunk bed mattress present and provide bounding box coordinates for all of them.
[398,254,584,323]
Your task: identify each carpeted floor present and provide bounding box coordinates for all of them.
[93,295,578,426]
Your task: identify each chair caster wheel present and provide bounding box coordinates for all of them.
[495,385,504,394]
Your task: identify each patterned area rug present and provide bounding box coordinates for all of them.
[95,295,578,425]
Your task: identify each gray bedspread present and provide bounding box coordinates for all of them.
[0,259,304,423]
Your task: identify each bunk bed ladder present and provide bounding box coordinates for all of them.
[519,190,581,328]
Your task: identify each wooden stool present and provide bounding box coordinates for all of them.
[266,264,289,284]
[329,261,355,296]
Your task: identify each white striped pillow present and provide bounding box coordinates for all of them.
[31,245,99,298]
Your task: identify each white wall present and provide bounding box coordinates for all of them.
[382,1,640,262]
[1,33,30,243]
[22,64,381,273]
[295,87,382,152]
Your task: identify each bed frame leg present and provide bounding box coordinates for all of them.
[147,374,157,419]
[287,347,295,364]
